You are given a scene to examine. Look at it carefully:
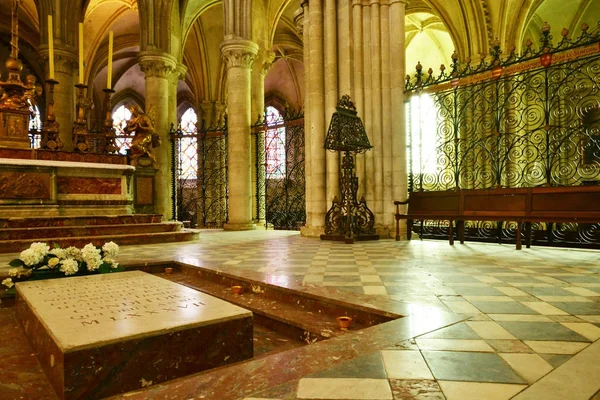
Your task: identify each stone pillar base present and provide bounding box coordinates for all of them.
[374,224,394,239]
[300,225,325,237]
[223,222,256,231]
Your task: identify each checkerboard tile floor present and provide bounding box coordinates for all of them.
[2,230,599,399]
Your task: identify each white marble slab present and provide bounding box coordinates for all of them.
[0,157,135,171]
[16,271,251,352]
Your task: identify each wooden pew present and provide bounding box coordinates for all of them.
[395,185,600,249]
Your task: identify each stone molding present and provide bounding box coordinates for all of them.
[294,7,305,38]
[220,38,259,70]
[138,52,177,78]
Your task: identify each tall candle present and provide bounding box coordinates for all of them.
[106,31,113,89]
[78,22,84,84]
[48,15,54,79]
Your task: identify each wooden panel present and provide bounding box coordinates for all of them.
[531,192,600,212]
[464,194,527,212]
[409,193,460,214]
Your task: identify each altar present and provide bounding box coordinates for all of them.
[15,271,253,399]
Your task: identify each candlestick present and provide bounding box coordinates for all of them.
[78,23,84,84]
[48,15,54,80]
[106,31,113,89]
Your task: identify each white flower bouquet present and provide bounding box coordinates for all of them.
[2,241,123,294]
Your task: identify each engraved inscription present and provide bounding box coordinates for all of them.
[24,277,206,326]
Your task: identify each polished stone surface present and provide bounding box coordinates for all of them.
[1,231,599,399]
[16,271,251,351]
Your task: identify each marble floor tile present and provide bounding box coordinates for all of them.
[438,381,527,400]
[469,301,538,314]
[537,296,593,303]
[381,350,434,380]
[538,354,572,368]
[466,321,516,340]
[484,340,534,353]
[488,314,553,322]
[560,322,600,341]
[419,323,480,340]
[520,302,569,315]
[523,341,589,355]
[495,287,529,296]
[565,287,600,296]
[389,379,445,400]
[440,300,481,314]
[499,353,553,383]
[512,340,600,400]
[463,296,515,302]
[577,315,600,323]
[548,301,600,315]
[364,286,389,295]
[421,351,525,383]
[309,353,388,379]
[416,339,494,352]
[496,321,590,342]
[296,378,393,399]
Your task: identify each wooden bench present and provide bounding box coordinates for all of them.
[395,186,600,249]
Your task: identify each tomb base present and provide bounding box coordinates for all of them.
[15,271,253,399]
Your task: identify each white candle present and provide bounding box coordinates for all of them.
[107,31,113,89]
[48,15,54,80]
[78,23,84,84]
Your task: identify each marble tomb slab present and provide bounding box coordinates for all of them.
[15,270,253,400]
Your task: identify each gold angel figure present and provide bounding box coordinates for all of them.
[124,104,161,163]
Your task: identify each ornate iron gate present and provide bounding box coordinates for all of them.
[253,109,305,230]
[405,23,600,248]
[170,120,228,228]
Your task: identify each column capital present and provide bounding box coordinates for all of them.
[220,37,259,70]
[388,0,407,4]
[39,44,78,74]
[261,50,276,76]
[138,51,177,78]
[294,8,305,38]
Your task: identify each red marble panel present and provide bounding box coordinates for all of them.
[0,148,34,159]
[135,176,154,205]
[57,177,122,194]
[15,288,252,400]
[0,171,52,199]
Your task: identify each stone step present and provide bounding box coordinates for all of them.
[0,230,200,254]
[0,214,163,229]
[0,222,182,241]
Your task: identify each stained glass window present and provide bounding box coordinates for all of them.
[112,105,132,155]
[179,108,198,180]
[28,99,42,148]
[265,106,286,179]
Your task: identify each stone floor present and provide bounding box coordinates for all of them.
[1,230,600,400]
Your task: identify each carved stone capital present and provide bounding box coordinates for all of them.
[220,38,259,70]
[261,51,276,76]
[294,8,305,38]
[38,45,78,75]
[138,52,177,78]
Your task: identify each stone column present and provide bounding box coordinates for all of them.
[324,0,339,207]
[251,50,275,226]
[381,2,394,228]
[299,0,313,236]
[221,38,258,231]
[40,45,77,150]
[302,0,326,236]
[390,0,407,236]
[139,51,177,221]
[370,0,384,224]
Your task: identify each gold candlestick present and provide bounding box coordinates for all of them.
[73,83,90,151]
[40,78,62,150]
[102,88,118,153]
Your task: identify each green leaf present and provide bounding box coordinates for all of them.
[53,243,60,249]
[98,262,111,274]
[9,259,24,268]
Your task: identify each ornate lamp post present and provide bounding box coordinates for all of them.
[320,95,379,244]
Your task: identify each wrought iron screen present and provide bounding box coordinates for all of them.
[405,23,600,248]
[253,109,305,230]
[170,119,228,228]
